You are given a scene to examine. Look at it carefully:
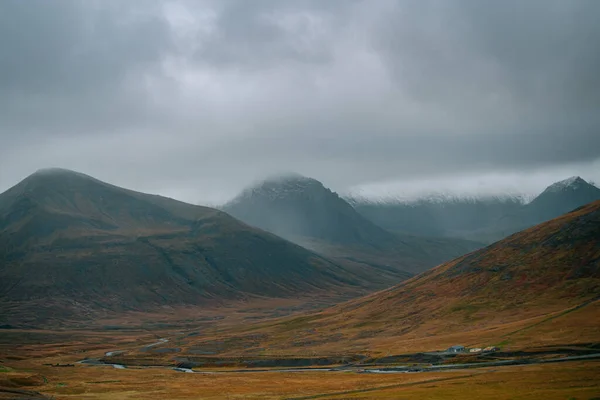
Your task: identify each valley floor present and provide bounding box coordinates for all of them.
[1,356,599,399]
[2,296,599,399]
[1,325,599,400]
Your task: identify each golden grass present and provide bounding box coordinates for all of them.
[320,361,600,399]
[169,296,600,358]
[1,286,598,399]
[2,357,598,399]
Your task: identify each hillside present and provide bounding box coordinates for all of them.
[0,169,386,327]
[208,200,600,355]
[223,174,483,275]
[351,176,600,243]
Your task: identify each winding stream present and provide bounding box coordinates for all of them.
[83,337,600,374]
[83,338,171,370]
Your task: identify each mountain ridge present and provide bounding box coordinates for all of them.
[223,174,484,276]
[0,169,388,327]
[224,174,398,247]
[350,176,600,243]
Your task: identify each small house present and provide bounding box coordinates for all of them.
[447,345,465,353]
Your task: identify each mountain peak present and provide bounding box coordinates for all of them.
[0,168,102,208]
[32,167,81,176]
[264,171,311,182]
[543,176,588,193]
[224,174,398,246]
[228,174,328,205]
[526,176,600,223]
[258,173,322,188]
[24,168,98,186]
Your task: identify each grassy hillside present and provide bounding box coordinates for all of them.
[193,200,600,356]
[0,169,379,327]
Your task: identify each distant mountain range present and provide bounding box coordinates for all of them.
[350,176,600,243]
[0,169,383,327]
[223,174,484,276]
[5,169,594,329]
[224,199,600,354]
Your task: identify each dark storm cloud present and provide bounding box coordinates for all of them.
[0,0,172,135]
[0,0,599,203]
[191,0,334,68]
[1,1,169,94]
[375,0,600,119]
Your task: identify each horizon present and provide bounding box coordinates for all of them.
[2,165,598,207]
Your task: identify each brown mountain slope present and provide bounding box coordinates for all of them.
[205,200,600,355]
[0,169,396,327]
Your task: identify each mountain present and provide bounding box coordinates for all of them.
[222,199,600,355]
[482,176,600,241]
[351,195,524,240]
[0,169,385,327]
[524,176,600,223]
[350,176,600,244]
[223,174,396,246]
[223,174,484,275]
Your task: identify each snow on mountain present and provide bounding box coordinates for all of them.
[542,176,589,193]
[226,173,328,206]
[345,190,527,206]
[227,174,596,209]
[342,174,534,206]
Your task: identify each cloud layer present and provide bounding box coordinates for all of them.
[1,0,599,203]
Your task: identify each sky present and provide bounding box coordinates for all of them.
[1,0,599,204]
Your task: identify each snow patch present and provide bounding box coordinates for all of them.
[226,174,325,205]
[345,190,527,206]
[543,176,586,193]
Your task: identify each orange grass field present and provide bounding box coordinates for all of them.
[1,358,599,399]
[1,326,600,400]
[2,293,598,399]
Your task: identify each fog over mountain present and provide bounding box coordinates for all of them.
[350,175,600,243]
[1,0,599,203]
[346,168,600,204]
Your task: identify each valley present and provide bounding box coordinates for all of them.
[1,171,599,399]
[1,324,599,399]
[3,1,600,398]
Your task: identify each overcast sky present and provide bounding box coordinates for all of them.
[1,0,599,204]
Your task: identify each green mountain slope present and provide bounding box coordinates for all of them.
[0,169,378,327]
